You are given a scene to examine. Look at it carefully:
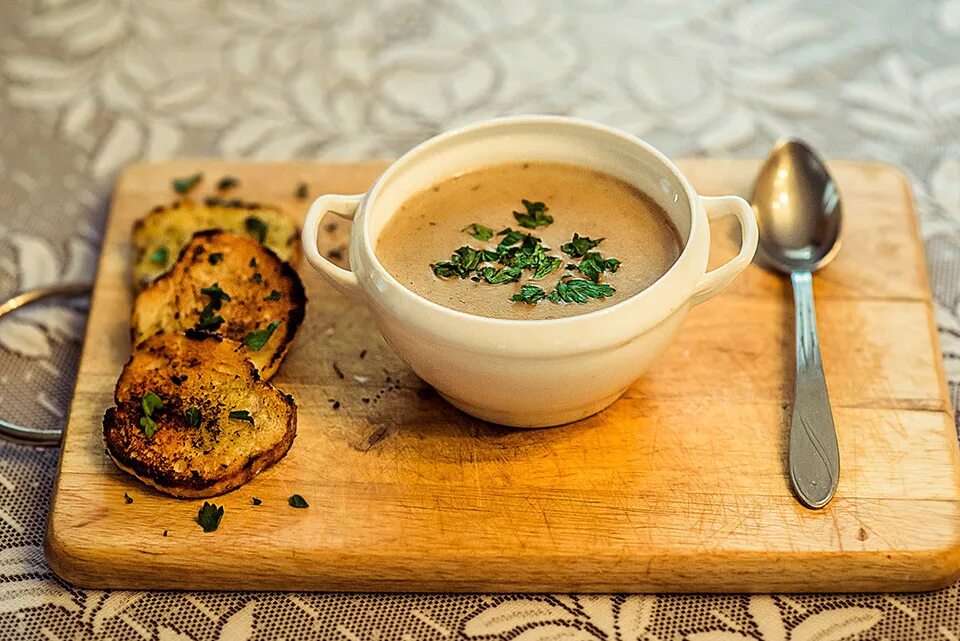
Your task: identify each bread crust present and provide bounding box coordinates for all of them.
[132,200,301,289]
[103,331,297,498]
[131,230,306,379]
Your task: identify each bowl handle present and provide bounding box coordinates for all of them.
[689,195,759,307]
[302,193,365,299]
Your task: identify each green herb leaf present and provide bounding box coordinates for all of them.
[172,172,202,194]
[141,392,164,418]
[513,199,553,228]
[184,407,201,427]
[561,233,604,257]
[431,246,483,279]
[265,290,281,301]
[200,283,231,309]
[496,228,525,251]
[245,216,268,243]
[511,284,548,304]
[531,256,563,280]
[149,246,169,265]
[548,278,616,303]
[462,223,494,241]
[296,182,309,199]
[577,252,620,283]
[208,252,223,265]
[196,304,224,331]
[197,502,224,532]
[288,494,309,508]
[244,321,280,351]
[477,265,522,284]
[139,415,158,438]
[217,176,239,190]
[229,409,254,424]
[480,249,500,262]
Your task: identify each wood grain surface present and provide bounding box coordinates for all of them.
[45,159,960,593]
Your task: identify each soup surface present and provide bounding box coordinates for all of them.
[376,162,682,320]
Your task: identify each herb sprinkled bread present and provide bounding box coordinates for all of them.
[132,200,300,289]
[103,331,297,498]
[131,230,306,380]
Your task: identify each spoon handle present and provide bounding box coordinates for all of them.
[788,271,840,509]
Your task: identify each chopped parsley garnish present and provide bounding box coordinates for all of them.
[229,410,254,424]
[139,415,157,438]
[513,199,552,228]
[141,391,163,417]
[149,247,169,265]
[296,182,309,199]
[511,284,547,304]
[531,256,563,280]
[196,306,224,331]
[547,278,616,303]
[288,494,309,508]
[252,497,262,506]
[462,223,494,241]
[577,252,621,283]
[265,290,281,301]
[477,265,521,284]
[200,283,231,308]
[252,272,263,284]
[244,321,280,351]
[431,246,483,279]
[249,257,257,267]
[496,228,525,251]
[184,407,201,427]
[197,502,223,532]
[172,172,202,194]
[561,233,604,258]
[208,252,223,265]
[217,176,239,190]
[245,216,268,243]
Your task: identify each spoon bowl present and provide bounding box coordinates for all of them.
[752,139,842,273]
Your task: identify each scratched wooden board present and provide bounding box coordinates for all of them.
[45,159,960,593]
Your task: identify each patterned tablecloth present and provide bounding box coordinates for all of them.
[1,0,960,639]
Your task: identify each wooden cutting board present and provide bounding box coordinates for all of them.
[45,159,960,593]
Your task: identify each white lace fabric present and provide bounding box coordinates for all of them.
[1,1,959,639]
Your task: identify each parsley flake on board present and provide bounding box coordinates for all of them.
[547,278,616,304]
[172,173,202,194]
[184,407,201,427]
[511,284,548,304]
[561,233,604,258]
[229,410,254,424]
[288,494,309,508]
[217,176,239,190]
[197,502,224,532]
[462,223,494,241]
[513,199,553,228]
[244,321,280,351]
[149,247,169,265]
[208,252,223,265]
[245,216,268,243]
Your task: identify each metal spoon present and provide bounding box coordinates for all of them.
[751,139,841,510]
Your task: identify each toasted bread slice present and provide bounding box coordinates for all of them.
[103,331,297,498]
[132,200,300,289]
[131,230,306,379]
